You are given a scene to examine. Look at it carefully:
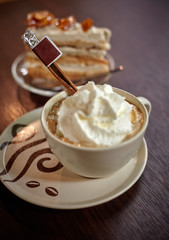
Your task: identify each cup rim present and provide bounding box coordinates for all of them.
[41,86,149,152]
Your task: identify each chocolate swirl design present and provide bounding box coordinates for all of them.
[37,159,63,173]
[1,142,63,182]
[0,138,46,176]
[0,122,63,198]
[3,148,53,182]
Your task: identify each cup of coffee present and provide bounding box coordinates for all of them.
[41,83,151,178]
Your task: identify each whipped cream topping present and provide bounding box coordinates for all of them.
[56,82,133,146]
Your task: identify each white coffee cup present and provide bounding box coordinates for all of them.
[41,87,151,178]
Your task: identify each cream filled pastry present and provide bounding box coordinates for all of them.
[23,11,112,88]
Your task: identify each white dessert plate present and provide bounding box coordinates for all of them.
[11,53,115,97]
[0,108,147,209]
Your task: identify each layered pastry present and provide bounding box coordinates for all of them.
[23,11,112,88]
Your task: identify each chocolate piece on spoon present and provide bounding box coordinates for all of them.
[22,29,77,95]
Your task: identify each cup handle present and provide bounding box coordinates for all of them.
[137,96,152,115]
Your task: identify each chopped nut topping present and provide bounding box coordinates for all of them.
[54,15,76,31]
[25,10,54,27]
[81,18,93,32]
[25,11,93,32]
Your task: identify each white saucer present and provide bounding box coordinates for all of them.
[0,108,148,209]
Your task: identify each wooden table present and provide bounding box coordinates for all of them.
[0,0,169,239]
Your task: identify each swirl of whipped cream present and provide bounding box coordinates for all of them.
[57,82,133,146]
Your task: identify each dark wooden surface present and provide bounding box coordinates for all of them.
[0,0,169,239]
